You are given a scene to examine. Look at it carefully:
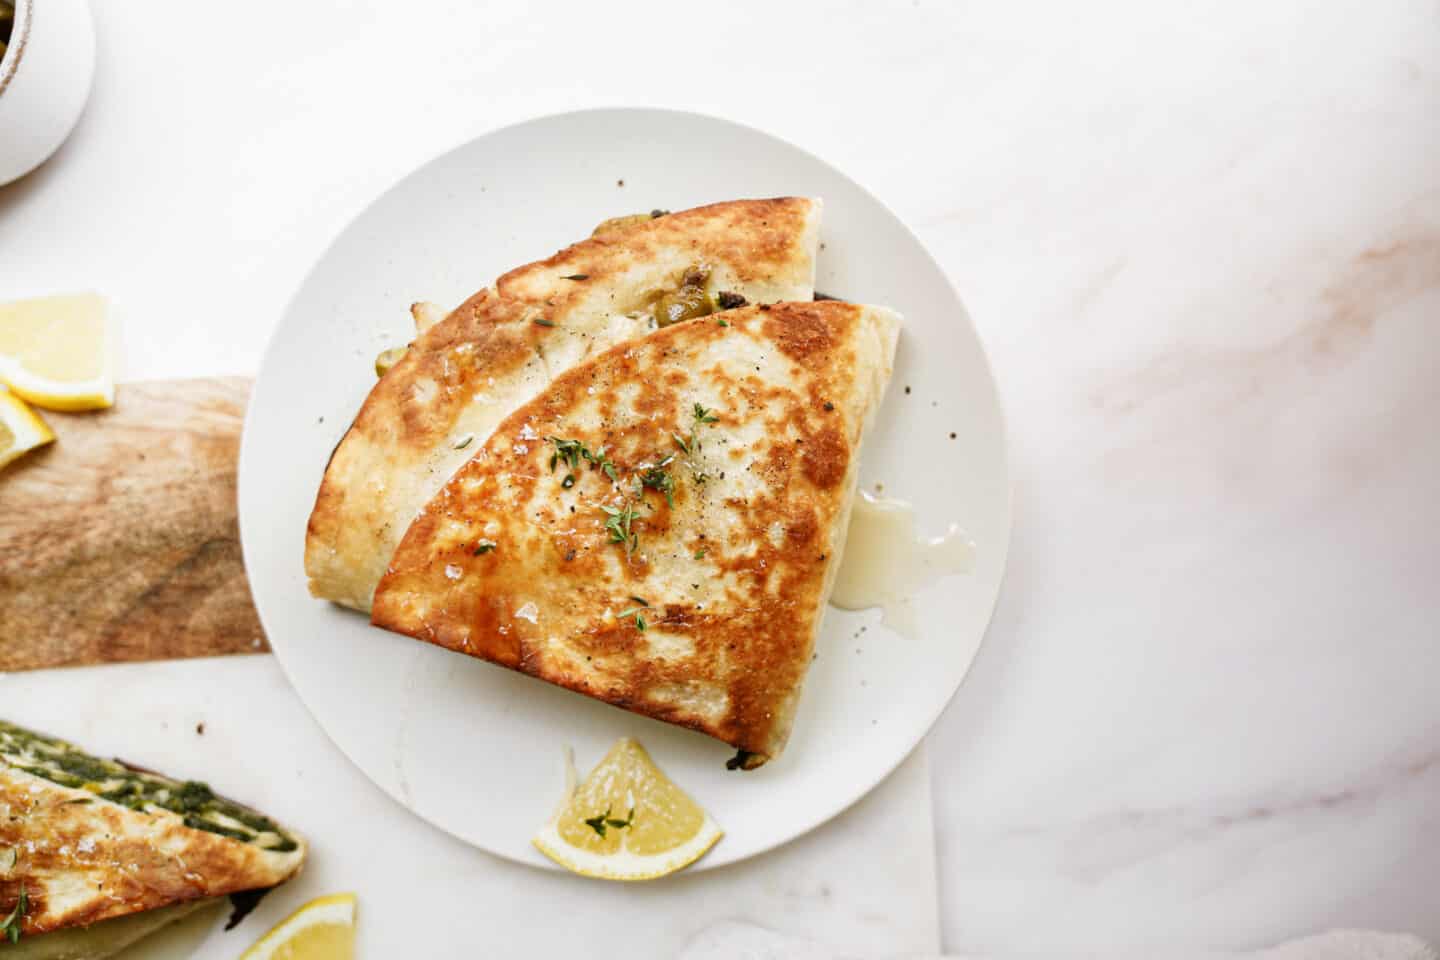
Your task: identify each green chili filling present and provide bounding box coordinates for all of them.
[0,720,299,853]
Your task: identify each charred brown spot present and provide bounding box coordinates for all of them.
[786,509,819,548]
[762,302,848,363]
[801,424,848,489]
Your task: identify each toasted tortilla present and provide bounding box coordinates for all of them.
[371,301,901,765]
[306,197,822,611]
[0,721,305,944]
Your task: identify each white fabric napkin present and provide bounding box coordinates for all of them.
[681,922,1438,960]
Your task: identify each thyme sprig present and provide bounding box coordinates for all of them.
[583,806,636,838]
[639,461,675,507]
[548,437,618,484]
[616,597,650,631]
[600,501,641,554]
[2,883,27,944]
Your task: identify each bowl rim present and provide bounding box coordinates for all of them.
[0,0,32,101]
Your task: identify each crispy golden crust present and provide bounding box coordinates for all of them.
[495,197,820,306]
[305,290,549,610]
[0,769,305,937]
[305,198,821,611]
[371,302,900,763]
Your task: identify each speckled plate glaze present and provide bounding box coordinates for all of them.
[239,108,1010,870]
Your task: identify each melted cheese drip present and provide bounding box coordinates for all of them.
[830,492,974,635]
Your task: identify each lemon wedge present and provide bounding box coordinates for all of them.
[0,389,55,471]
[533,738,722,880]
[0,293,115,411]
[238,893,357,960]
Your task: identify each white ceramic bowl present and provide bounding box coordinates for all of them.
[0,0,95,187]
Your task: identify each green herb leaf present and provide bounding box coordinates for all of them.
[640,465,675,507]
[473,539,497,555]
[604,806,637,830]
[1,882,27,944]
[717,318,729,327]
[628,596,649,606]
[552,437,621,483]
[561,473,576,489]
[532,318,556,327]
[584,807,611,837]
[601,502,641,554]
[550,437,586,472]
[635,613,647,631]
[694,548,706,559]
[561,274,589,281]
[693,403,719,424]
[452,433,473,450]
[672,432,691,455]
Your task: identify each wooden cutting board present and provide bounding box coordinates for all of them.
[0,377,270,671]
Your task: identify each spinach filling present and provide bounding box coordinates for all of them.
[0,721,298,853]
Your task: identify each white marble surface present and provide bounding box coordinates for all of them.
[2,0,1438,954]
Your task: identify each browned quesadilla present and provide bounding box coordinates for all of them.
[306,198,822,612]
[0,720,305,956]
[370,301,900,766]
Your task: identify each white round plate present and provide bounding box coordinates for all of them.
[239,108,1010,871]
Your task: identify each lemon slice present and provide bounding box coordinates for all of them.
[533,738,722,880]
[0,293,115,411]
[238,893,357,960]
[0,389,55,471]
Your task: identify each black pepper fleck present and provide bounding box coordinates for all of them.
[904,385,912,395]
